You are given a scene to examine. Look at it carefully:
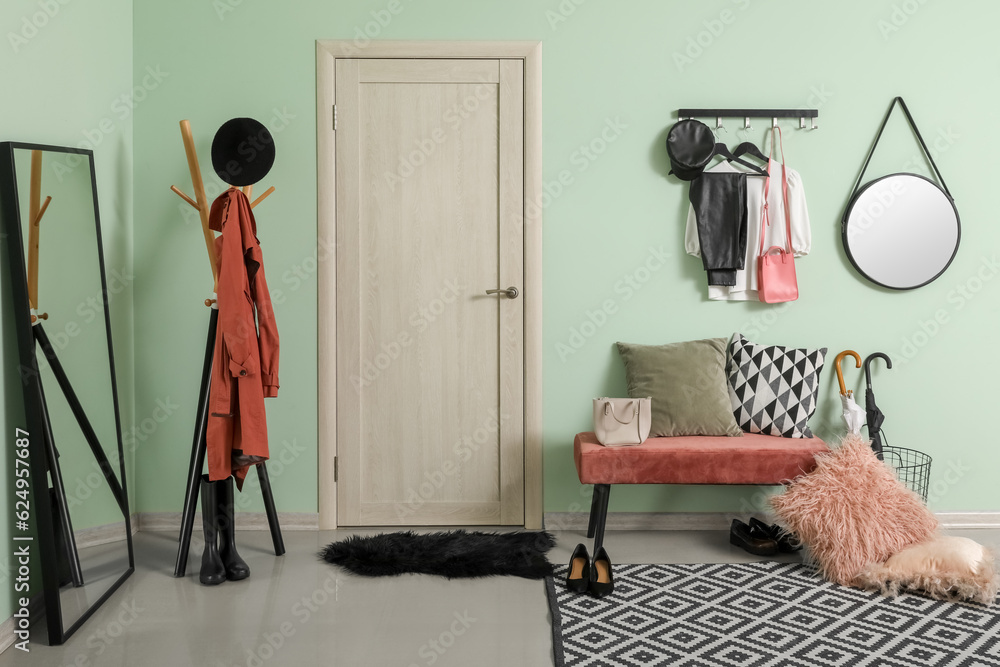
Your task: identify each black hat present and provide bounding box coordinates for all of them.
[211,117,276,186]
[666,119,715,181]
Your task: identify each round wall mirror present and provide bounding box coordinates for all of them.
[842,173,960,290]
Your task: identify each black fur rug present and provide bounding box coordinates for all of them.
[319,530,556,579]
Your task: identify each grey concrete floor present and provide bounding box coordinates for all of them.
[4,527,998,666]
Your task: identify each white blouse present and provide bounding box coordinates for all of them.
[685,160,811,301]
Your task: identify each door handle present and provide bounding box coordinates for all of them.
[485,286,519,299]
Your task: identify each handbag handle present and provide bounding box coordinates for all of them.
[761,246,790,263]
[849,96,953,200]
[759,126,792,256]
[604,400,638,425]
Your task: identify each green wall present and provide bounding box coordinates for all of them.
[1,0,133,627]
[132,0,1000,517]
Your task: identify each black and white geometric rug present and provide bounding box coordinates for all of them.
[546,562,1000,667]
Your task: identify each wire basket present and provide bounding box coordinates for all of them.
[880,445,932,503]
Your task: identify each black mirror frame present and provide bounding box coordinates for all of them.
[0,142,134,646]
[841,172,962,291]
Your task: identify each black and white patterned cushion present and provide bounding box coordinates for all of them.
[727,333,826,439]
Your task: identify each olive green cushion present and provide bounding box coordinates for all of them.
[616,338,742,437]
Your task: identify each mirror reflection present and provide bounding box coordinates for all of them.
[10,147,131,636]
[843,174,960,290]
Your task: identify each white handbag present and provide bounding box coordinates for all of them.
[592,397,652,447]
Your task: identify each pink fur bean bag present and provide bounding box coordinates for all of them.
[771,434,938,587]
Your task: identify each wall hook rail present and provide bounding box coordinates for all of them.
[678,108,819,129]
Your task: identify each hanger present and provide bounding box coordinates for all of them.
[729,117,770,167]
[732,141,769,165]
[712,142,767,175]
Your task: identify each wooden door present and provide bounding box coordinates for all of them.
[335,58,524,526]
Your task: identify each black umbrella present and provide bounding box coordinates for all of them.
[863,353,892,458]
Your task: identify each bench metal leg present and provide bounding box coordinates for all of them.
[586,486,601,538]
[592,484,611,553]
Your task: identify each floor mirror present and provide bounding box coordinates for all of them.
[0,142,134,645]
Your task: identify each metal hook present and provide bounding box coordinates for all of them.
[744,117,752,131]
[772,117,778,129]
[716,117,726,133]
[799,117,806,130]
[811,117,818,130]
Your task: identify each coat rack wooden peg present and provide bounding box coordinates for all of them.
[28,149,51,323]
[169,120,277,307]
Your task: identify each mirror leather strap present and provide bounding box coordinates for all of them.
[850,96,953,200]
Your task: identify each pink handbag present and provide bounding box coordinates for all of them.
[757,127,798,303]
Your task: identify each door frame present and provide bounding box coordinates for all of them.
[315,41,543,530]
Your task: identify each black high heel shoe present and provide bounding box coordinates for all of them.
[730,519,778,557]
[749,517,802,553]
[589,547,614,598]
[566,543,591,593]
[566,544,590,593]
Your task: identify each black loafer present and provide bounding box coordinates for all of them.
[589,547,614,598]
[749,517,802,553]
[730,519,778,557]
[566,543,590,593]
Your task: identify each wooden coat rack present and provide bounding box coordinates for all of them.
[28,150,52,323]
[169,120,284,578]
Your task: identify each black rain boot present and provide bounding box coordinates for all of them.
[200,476,226,586]
[217,476,250,581]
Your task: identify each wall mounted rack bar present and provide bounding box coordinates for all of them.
[678,108,819,129]
[678,108,818,118]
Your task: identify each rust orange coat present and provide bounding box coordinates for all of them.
[206,187,279,487]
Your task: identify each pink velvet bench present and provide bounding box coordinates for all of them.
[573,431,828,551]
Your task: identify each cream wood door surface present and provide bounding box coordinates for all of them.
[335,58,524,526]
